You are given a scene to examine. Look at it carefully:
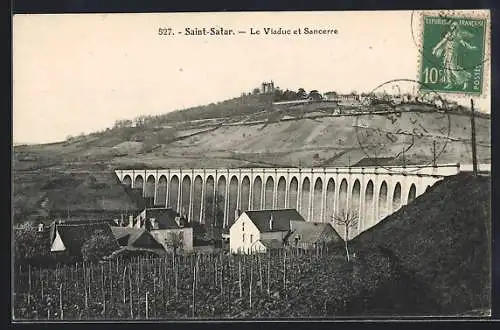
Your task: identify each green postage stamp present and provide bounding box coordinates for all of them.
[420,15,487,94]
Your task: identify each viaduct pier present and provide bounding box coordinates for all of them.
[115,163,490,235]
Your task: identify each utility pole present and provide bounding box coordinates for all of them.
[432,140,437,167]
[470,99,478,176]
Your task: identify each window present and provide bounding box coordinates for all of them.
[250,234,253,243]
[242,234,245,243]
[242,221,245,232]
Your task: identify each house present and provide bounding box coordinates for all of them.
[131,207,194,253]
[150,227,194,253]
[131,207,179,230]
[229,209,306,254]
[50,221,119,257]
[323,93,361,106]
[285,221,342,250]
[110,226,165,251]
[251,239,284,253]
[108,226,166,258]
[49,219,117,246]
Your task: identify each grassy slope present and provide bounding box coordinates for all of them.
[12,96,491,224]
[13,110,491,169]
[13,171,140,224]
[352,173,491,315]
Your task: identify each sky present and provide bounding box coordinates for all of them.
[13,10,491,144]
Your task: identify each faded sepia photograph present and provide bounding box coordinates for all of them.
[12,10,491,320]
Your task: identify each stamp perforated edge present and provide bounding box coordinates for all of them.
[414,9,490,99]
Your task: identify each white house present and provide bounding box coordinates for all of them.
[229,209,306,254]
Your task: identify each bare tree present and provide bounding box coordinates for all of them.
[332,209,359,262]
[164,231,183,256]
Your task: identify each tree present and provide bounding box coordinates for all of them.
[272,88,284,102]
[14,223,52,264]
[332,209,359,262]
[297,88,307,99]
[283,89,298,100]
[252,88,261,95]
[81,229,119,262]
[325,91,338,97]
[165,231,183,256]
[308,90,323,101]
[184,221,208,241]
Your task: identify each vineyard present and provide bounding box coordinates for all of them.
[13,246,397,320]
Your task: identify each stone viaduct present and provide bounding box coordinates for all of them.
[115,163,489,235]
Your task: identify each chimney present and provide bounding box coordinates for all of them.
[269,215,274,231]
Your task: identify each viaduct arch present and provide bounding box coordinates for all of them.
[115,164,487,236]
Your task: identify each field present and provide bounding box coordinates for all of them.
[13,247,402,320]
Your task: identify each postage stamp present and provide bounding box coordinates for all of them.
[419,15,487,95]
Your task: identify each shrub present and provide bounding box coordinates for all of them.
[81,229,118,262]
[14,225,51,264]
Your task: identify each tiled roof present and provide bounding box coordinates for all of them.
[243,209,305,233]
[54,222,119,256]
[258,239,283,250]
[110,226,164,250]
[144,208,179,229]
[110,226,144,246]
[104,246,165,260]
[286,221,342,245]
[50,219,117,244]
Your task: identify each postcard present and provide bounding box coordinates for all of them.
[12,10,491,321]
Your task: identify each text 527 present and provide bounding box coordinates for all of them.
[158,28,174,35]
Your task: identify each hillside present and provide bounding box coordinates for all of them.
[14,104,490,170]
[13,171,139,224]
[352,173,491,315]
[12,96,491,224]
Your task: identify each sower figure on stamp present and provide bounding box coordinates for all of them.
[431,21,478,90]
